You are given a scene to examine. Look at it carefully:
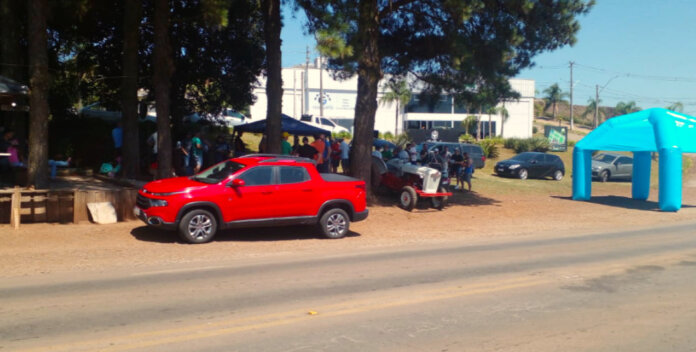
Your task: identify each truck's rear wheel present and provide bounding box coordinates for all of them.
[179,209,217,244]
[320,208,350,239]
[399,186,417,211]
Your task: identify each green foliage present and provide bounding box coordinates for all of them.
[503,138,518,149]
[614,101,641,117]
[529,136,551,152]
[459,134,476,144]
[504,136,550,153]
[478,139,500,159]
[333,131,353,140]
[568,140,576,147]
[392,133,412,147]
[382,131,394,140]
[461,116,478,135]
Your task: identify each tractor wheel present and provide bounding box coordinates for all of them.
[399,186,417,211]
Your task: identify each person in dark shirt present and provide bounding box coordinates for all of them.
[296,136,318,160]
[450,148,465,190]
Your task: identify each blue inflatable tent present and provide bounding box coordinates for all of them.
[572,108,696,212]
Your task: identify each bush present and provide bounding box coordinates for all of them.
[530,136,550,152]
[459,134,476,144]
[503,138,518,149]
[333,131,352,140]
[568,140,576,147]
[478,139,500,159]
[513,139,531,153]
[532,126,538,134]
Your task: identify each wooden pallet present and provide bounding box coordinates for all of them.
[0,188,138,227]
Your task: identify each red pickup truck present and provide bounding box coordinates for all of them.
[134,155,368,243]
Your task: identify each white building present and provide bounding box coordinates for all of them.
[250,59,534,138]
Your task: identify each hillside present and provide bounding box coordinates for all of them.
[535,98,618,129]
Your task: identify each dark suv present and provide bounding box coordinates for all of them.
[416,142,486,168]
[495,152,565,180]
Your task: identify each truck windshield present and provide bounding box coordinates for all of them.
[191,160,245,184]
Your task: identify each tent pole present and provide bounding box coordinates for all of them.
[631,151,651,201]
[658,147,682,212]
[572,147,592,201]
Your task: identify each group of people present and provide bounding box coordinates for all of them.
[289,133,350,174]
[374,142,474,191]
[1,128,73,185]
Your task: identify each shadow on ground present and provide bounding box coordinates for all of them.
[131,225,361,244]
[552,195,696,211]
[373,188,501,211]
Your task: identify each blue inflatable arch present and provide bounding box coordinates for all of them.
[572,108,696,212]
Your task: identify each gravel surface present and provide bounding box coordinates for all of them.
[3,180,696,279]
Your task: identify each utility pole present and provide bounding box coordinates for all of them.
[304,46,309,115]
[594,84,599,129]
[569,61,574,130]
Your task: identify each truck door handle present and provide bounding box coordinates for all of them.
[261,191,273,195]
[302,189,312,192]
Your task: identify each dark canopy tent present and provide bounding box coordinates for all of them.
[235,114,331,135]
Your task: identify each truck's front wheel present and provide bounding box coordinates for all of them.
[179,209,218,244]
[320,208,350,239]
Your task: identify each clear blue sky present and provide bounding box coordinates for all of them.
[281,1,696,114]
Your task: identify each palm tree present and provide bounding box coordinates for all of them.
[486,105,498,138]
[667,102,684,113]
[499,104,509,138]
[542,83,568,121]
[379,79,411,135]
[584,97,604,126]
[614,101,640,116]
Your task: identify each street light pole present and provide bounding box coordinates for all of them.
[594,75,621,129]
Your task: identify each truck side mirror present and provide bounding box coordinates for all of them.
[230,179,245,187]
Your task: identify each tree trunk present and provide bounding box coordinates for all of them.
[476,107,482,140]
[552,102,557,121]
[394,101,399,135]
[263,0,282,154]
[121,0,141,179]
[500,103,506,138]
[488,112,492,138]
[153,0,174,179]
[350,0,381,200]
[26,0,49,189]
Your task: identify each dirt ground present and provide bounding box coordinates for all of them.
[3,171,696,279]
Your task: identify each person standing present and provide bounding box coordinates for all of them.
[408,143,418,164]
[311,134,326,171]
[281,132,292,155]
[462,152,473,191]
[214,135,231,163]
[340,138,350,174]
[330,138,341,173]
[112,122,123,157]
[233,131,246,157]
[451,148,464,190]
[191,131,204,173]
[297,137,318,160]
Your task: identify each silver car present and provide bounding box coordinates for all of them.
[591,153,633,182]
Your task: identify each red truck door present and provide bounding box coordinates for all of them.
[225,166,278,220]
[274,166,316,217]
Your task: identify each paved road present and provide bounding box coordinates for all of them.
[3,222,696,352]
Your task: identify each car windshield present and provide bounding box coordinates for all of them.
[190,160,245,184]
[511,153,538,162]
[592,154,616,163]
